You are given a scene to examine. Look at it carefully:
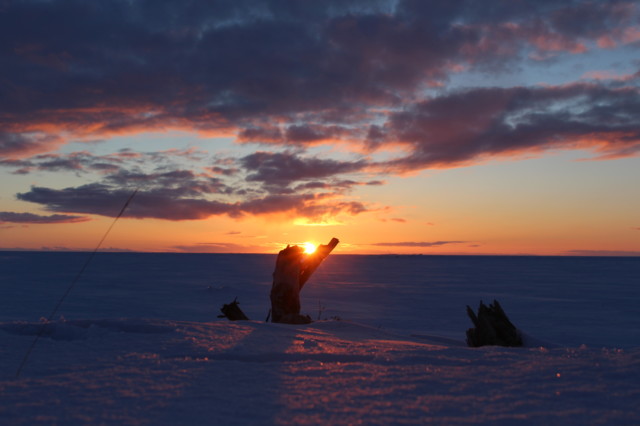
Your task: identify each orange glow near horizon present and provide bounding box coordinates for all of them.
[1,148,638,256]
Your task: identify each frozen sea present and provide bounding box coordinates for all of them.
[0,252,639,424]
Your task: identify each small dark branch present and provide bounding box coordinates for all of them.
[219,297,249,321]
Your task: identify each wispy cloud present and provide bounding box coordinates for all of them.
[0,211,90,224]
[171,242,257,254]
[371,241,467,247]
[241,151,367,193]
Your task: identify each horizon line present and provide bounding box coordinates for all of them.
[1,248,639,258]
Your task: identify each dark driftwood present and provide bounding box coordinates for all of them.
[466,300,523,347]
[218,298,249,321]
[270,238,339,324]
[300,238,339,290]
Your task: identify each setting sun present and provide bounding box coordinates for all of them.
[302,242,317,254]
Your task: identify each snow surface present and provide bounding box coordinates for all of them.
[1,252,639,424]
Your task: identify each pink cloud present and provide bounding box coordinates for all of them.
[597,35,617,48]
[0,132,64,160]
[371,82,640,172]
[622,26,640,44]
[581,70,638,82]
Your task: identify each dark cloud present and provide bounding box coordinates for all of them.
[293,181,334,191]
[296,200,369,221]
[0,152,112,174]
[292,179,380,192]
[239,124,355,144]
[104,169,230,196]
[16,184,233,220]
[241,151,366,187]
[208,166,238,176]
[376,82,640,171]
[8,144,377,222]
[284,124,352,143]
[371,241,466,247]
[0,149,219,181]
[237,126,284,143]
[0,211,89,224]
[0,159,33,174]
[2,0,638,160]
[16,183,372,222]
[0,132,63,159]
[31,155,84,172]
[548,2,635,39]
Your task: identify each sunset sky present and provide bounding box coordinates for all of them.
[1,0,639,255]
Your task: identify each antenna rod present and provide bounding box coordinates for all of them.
[15,189,138,378]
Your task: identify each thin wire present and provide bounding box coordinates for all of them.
[15,189,138,378]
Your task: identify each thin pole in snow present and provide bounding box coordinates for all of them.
[15,189,138,378]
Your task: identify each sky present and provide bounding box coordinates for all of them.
[1,0,639,255]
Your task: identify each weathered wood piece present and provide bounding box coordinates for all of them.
[218,297,249,321]
[300,237,339,289]
[466,299,523,347]
[270,238,339,324]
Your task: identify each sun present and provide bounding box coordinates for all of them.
[302,242,317,254]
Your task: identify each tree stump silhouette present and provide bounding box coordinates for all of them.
[466,300,523,347]
[270,238,339,324]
